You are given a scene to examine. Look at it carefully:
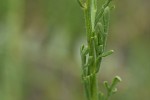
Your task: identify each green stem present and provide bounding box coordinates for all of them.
[83,1,99,99]
[79,0,120,100]
[90,74,98,100]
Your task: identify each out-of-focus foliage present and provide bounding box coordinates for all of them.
[0,0,150,100]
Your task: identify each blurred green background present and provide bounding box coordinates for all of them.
[0,0,150,100]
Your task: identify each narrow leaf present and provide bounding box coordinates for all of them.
[91,0,97,32]
[103,6,110,33]
[95,23,104,45]
[104,81,110,91]
[83,46,89,55]
[77,0,86,8]
[100,50,114,57]
[95,0,113,26]
[108,76,122,96]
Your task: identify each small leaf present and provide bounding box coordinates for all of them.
[80,45,87,67]
[83,46,89,55]
[77,0,87,9]
[77,0,84,8]
[104,81,110,91]
[80,45,89,56]
[114,76,122,82]
[95,9,104,27]
[108,76,122,96]
[91,0,97,32]
[97,22,104,34]
[103,6,110,33]
[103,0,113,8]
[95,23,104,45]
[97,23,104,45]
[101,50,114,57]
[96,50,114,71]
[95,0,113,26]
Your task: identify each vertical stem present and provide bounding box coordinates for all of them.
[79,0,120,100]
[84,5,92,46]
[90,74,98,100]
[83,0,98,100]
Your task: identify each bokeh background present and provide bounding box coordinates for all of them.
[0,0,150,100]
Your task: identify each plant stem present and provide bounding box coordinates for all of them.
[83,0,98,100]
[90,74,98,100]
[79,0,121,100]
